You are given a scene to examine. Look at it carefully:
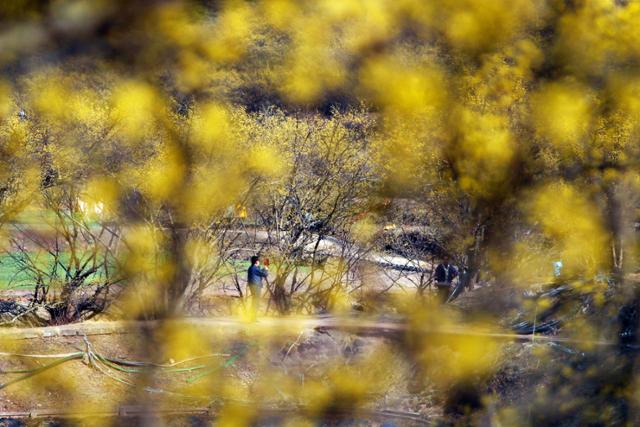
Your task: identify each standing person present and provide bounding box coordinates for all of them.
[434,255,458,304]
[247,255,269,321]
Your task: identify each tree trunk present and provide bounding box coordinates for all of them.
[462,224,485,290]
[272,273,291,314]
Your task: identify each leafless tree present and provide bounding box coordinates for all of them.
[250,113,376,313]
[3,187,122,323]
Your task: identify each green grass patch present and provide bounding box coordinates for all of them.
[0,251,112,290]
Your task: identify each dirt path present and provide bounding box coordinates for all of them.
[0,318,437,425]
[0,316,611,348]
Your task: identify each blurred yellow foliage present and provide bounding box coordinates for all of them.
[531,80,595,156]
[361,54,447,119]
[1,0,640,424]
[111,81,162,141]
[0,81,12,119]
[191,103,233,152]
[455,109,515,198]
[528,183,608,278]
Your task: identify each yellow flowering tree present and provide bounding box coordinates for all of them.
[1,1,640,425]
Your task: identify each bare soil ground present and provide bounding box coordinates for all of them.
[0,322,439,426]
[0,284,575,426]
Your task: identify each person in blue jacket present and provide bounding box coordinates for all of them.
[247,255,269,320]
